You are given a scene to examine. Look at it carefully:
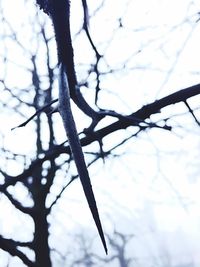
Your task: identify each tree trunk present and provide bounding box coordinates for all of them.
[33,205,51,267]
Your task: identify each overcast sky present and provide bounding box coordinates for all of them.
[1,0,200,266]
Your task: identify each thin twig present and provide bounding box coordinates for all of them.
[11,99,58,130]
[184,100,200,126]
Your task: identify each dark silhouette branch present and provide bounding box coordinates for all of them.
[36,0,103,121]
[11,99,58,130]
[0,236,35,267]
[2,83,200,192]
[3,190,33,216]
[184,99,200,126]
[82,0,89,28]
[134,83,200,118]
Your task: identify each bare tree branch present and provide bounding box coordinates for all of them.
[3,190,33,216]
[0,236,35,267]
[184,100,200,126]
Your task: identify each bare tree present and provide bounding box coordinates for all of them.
[62,230,135,267]
[0,0,200,266]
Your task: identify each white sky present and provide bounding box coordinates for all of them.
[1,0,200,266]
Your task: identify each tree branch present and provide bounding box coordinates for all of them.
[3,190,34,216]
[11,99,58,130]
[184,100,200,126]
[0,235,35,267]
[1,83,200,191]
